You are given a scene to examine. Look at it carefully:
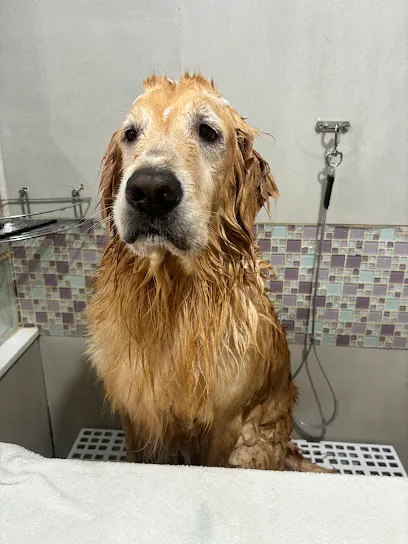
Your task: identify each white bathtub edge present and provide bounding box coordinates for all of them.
[0,327,39,379]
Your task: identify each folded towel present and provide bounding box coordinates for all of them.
[0,442,407,544]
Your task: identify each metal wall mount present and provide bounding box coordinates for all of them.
[315,121,350,134]
[0,185,91,243]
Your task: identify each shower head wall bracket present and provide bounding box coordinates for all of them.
[315,121,350,134]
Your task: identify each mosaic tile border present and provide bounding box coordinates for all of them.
[7,222,408,349]
[254,224,408,349]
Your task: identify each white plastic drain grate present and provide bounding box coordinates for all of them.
[68,428,407,477]
[294,439,406,477]
[69,428,127,462]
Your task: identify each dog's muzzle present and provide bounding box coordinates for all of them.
[121,166,187,249]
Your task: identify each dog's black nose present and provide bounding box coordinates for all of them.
[125,167,183,216]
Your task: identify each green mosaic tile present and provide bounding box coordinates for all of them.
[364,337,378,348]
[380,228,395,241]
[272,226,287,238]
[359,270,374,282]
[339,310,353,322]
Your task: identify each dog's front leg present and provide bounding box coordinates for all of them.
[228,391,293,470]
[120,411,141,463]
[202,415,243,467]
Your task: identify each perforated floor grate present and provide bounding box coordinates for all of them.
[68,429,407,477]
[69,429,127,462]
[294,439,406,477]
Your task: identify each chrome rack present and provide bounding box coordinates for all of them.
[0,185,92,244]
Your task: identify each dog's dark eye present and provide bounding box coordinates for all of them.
[199,123,218,143]
[124,127,138,142]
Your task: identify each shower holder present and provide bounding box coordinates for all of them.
[0,185,91,243]
[315,121,350,134]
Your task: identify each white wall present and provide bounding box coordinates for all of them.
[1,0,407,225]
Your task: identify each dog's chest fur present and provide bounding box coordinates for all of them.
[90,270,270,433]
[87,249,283,455]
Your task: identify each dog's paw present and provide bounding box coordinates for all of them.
[228,419,283,470]
[228,439,275,469]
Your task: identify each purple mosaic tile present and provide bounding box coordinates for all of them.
[352,323,366,334]
[59,287,72,300]
[286,240,301,253]
[74,301,86,313]
[285,268,299,281]
[83,250,98,263]
[346,255,361,269]
[62,313,74,324]
[35,312,48,324]
[296,308,310,319]
[316,296,326,308]
[299,282,312,294]
[331,255,345,268]
[377,257,391,269]
[16,273,29,286]
[380,324,395,336]
[393,337,407,349]
[269,281,283,293]
[303,226,318,239]
[394,243,408,256]
[373,284,387,296]
[28,260,42,273]
[44,274,58,287]
[363,242,378,254]
[318,269,329,280]
[12,247,27,259]
[270,254,284,266]
[356,297,370,309]
[20,299,33,311]
[282,320,294,332]
[69,249,82,261]
[334,227,348,239]
[325,309,338,320]
[350,228,364,240]
[258,239,270,252]
[47,300,60,312]
[322,240,332,253]
[336,335,350,346]
[56,261,70,274]
[54,234,67,246]
[96,235,107,246]
[390,271,404,284]
[343,283,357,296]
[79,223,93,235]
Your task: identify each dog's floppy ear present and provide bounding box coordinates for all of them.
[99,130,122,226]
[234,126,279,235]
[252,149,279,211]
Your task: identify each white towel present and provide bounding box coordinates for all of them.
[0,442,407,544]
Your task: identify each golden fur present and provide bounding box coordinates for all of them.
[87,74,328,471]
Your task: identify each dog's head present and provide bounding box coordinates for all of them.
[100,74,278,257]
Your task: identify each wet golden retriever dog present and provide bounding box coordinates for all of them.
[88,74,325,472]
